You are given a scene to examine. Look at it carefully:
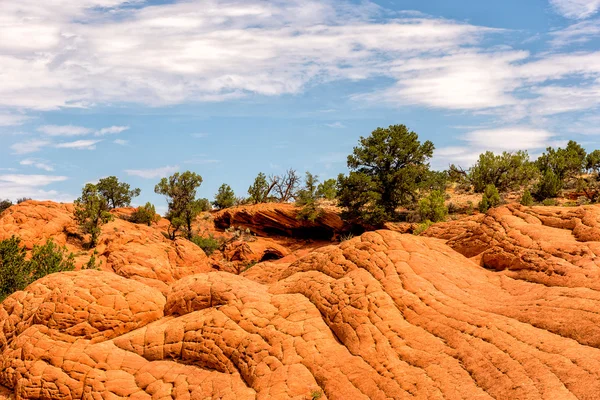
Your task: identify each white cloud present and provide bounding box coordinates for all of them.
[0,174,71,202]
[96,125,129,136]
[0,114,31,126]
[125,165,179,179]
[54,139,101,150]
[549,0,600,19]
[326,122,345,128]
[38,125,92,136]
[550,19,600,46]
[433,127,556,168]
[10,139,52,154]
[19,158,54,172]
[113,139,129,145]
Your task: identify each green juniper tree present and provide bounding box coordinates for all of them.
[96,176,141,209]
[154,171,203,240]
[337,124,434,225]
[74,183,113,248]
[213,184,236,209]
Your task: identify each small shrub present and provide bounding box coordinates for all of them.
[542,198,558,206]
[577,196,591,206]
[520,190,534,206]
[479,184,501,213]
[339,232,354,242]
[130,202,160,226]
[466,201,474,215]
[0,236,77,302]
[191,235,221,255]
[535,169,562,200]
[0,199,13,214]
[418,190,447,222]
[413,220,434,236]
[310,390,323,400]
[447,202,458,214]
[213,184,236,209]
[197,198,212,212]
[84,250,102,270]
[16,197,31,204]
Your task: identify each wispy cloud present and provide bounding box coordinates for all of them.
[96,126,129,136]
[326,122,346,128]
[0,114,31,127]
[10,139,52,155]
[549,0,600,19]
[20,158,54,172]
[54,140,102,150]
[113,139,129,145]
[38,125,92,136]
[125,165,179,179]
[190,133,209,138]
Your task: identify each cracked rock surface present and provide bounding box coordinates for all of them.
[2,202,600,398]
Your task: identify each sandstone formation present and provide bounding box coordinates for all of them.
[0,201,215,293]
[214,203,345,240]
[2,202,600,398]
[424,203,600,289]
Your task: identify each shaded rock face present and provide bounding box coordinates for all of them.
[425,204,600,289]
[214,203,345,240]
[2,223,600,398]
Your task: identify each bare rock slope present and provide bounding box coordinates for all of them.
[1,202,600,398]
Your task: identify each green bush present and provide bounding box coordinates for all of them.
[413,220,434,236]
[479,184,501,213]
[542,198,558,206]
[534,169,562,200]
[418,190,447,222]
[520,190,534,206]
[130,202,161,226]
[213,184,236,209]
[0,236,76,302]
[316,179,337,200]
[197,198,212,212]
[0,199,13,214]
[191,235,221,256]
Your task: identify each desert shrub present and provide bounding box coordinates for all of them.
[479,184,501,213]
[316,178,337,200]
[413,220,434,236]
[191,234,221,255]
[213,184,236,209]
[418,190,447,222]
[296,172,324,222]
[542,198,558,206]
[447,202,458,214]
[578,196,591,206]
[130,202,160,226]
[0,199,12,214]
[466,201,474,215]
[520,190,534,206]
[534,169,562,200]
[16,197,31,204]
[310,390,323,400]
[197,198,212,211]
[85,250,102,270]
[0,236,77,301]
[339,232,354,242]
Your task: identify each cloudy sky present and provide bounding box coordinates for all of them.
[1,0,600,208]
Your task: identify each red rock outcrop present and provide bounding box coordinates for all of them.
[213,203,345,240]
[0,201,215,293]
[3,221,600,398]
[424,204,600,289]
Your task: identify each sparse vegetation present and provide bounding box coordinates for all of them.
[418,190,448,222]
[248,172,274,204]
[316,178,337,200]
[74,183,114,248]
[155,171,203,240]
[520,189,534,206]
[16,197,31,204]
[479,184,501,213]
[191,234,221,255]
[413,220,434,236]
[296,172,323,222]
[0,199,12,214]
[0,236,77,301]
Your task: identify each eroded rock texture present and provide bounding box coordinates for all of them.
[2,220,600,398]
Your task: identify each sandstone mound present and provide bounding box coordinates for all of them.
[214,203,345,239]
[0,201,215,293]
[3,227,600,399]
[425,204,600,289]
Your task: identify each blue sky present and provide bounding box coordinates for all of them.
[1,0,600,212]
